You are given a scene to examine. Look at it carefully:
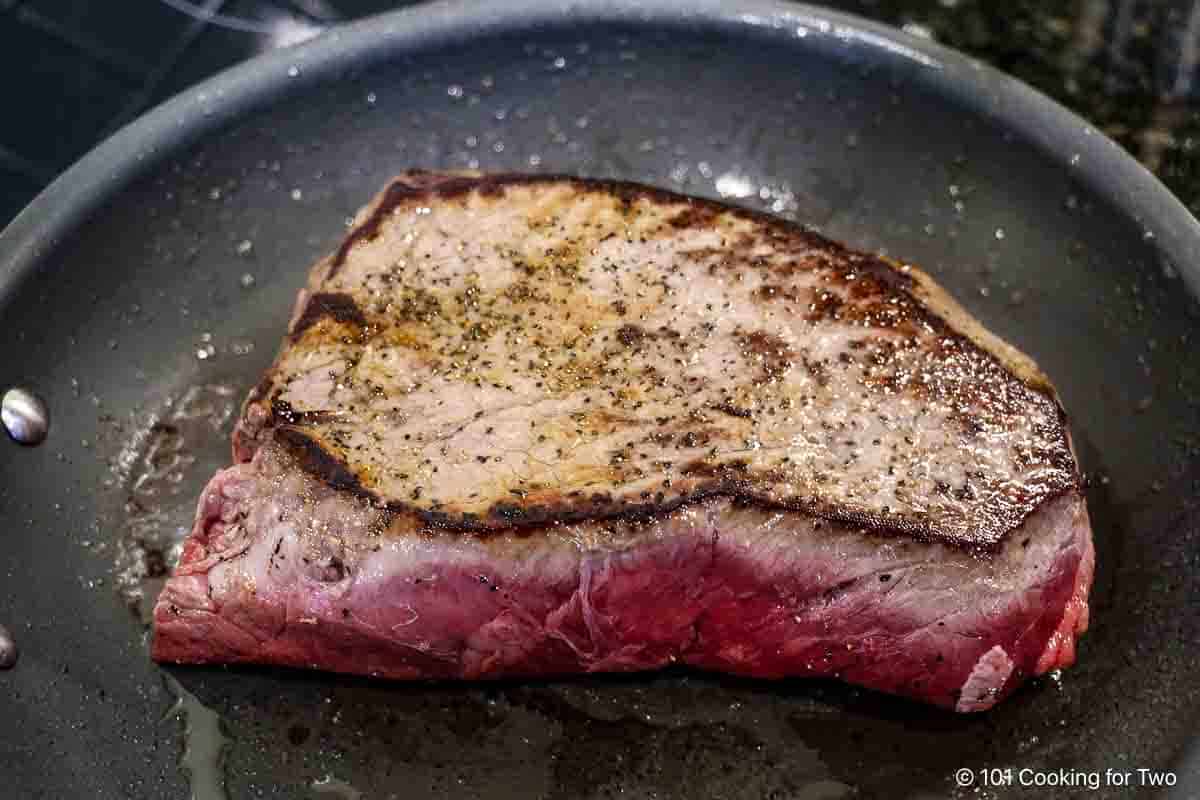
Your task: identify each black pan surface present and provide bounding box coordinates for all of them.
[1,2,1198,798]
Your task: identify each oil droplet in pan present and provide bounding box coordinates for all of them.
[164,675,230,800]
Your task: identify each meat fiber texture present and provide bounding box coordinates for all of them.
[154,172,1094,712]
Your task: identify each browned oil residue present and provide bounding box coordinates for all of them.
[112,384,237,622]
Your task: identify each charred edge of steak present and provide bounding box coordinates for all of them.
[270,425,1080,551]
[437,483,1080,552]
[290,292,367,339]
[274,427,366,495]
[330,172,498,273]
[249,374,275,406]
[270,398,341,427]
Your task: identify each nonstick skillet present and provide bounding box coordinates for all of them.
[1,2,1198,798]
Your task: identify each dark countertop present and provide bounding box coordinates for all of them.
[2,0,1198,224]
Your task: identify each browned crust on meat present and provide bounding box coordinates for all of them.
[274,427,364,494]
[289,292,367,339]
[241,170,1080,551]
[262,423,1080,550]
[329,170,1056,397]
[329,170,832,270]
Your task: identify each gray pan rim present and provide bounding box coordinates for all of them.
[1,0,1197,791]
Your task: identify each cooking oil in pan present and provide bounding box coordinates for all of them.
[165,675,230,800]
[109,383,237,622]
[312,775,364,799]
